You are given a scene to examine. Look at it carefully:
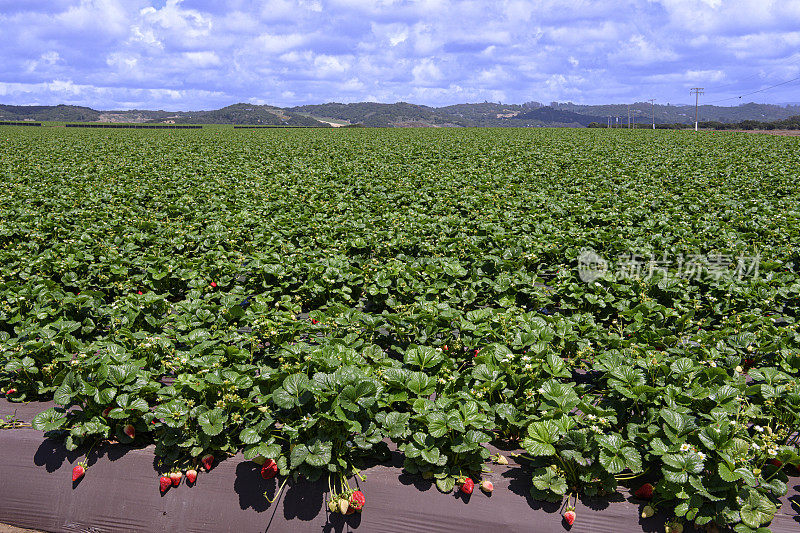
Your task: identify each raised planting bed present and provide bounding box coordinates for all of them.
[1,399,799,533]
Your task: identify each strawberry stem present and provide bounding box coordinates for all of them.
[264,477,289,504]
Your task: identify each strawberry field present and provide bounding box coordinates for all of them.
[1,126,800,532]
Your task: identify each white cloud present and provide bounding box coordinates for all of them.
[138,0,212,47]
[25,51,61,73]
[106,52,138,70]
[412,58,442,85]
[313,54,351,77]
[609,35,679,66]
[253,33,308,55]
[129,25,163,49]
[2,0,800,108]
[183,51,221,67]
[57,0,128,35]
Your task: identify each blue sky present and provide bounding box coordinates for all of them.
[1,0,799,110]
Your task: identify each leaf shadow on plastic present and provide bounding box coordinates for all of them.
[500,466,561,513]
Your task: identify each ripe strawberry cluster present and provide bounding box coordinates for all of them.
[457,476,494,496]
[158,455,213,492]
[327,488,366,515]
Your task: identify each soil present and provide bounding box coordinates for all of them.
[731,130,800,136]
[0,524,43,533]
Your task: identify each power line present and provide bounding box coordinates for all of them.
[704,54,800,93]
[705,75,800,104]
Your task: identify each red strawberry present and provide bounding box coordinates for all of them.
[72,464,85,482]
[201,454,215,471]
[311,318,318,325]
[473,349,479,358]
[123,424,135,439]
[102,407,111,417]
[5,388,16,395]
[261,459,278,480]
[635,483,654,499]
[460,478,474,495]
[159,476,171,492]
[186,469,197,484]
[564,509,576,525]
[170,472,182,486]
[443,345,448,351]
[210,282,217,288]
[769,459,783,468]
[349,490,365,511]
[137,291,143,295]
[480,479,494,493]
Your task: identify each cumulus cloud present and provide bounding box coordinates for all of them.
[1,0,799,108]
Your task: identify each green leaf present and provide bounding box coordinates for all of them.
[719,463,741,482]
[403,346,444,370]
[738,488,776,528]
[305,440,332,467]
[420,448,440,465]
[531,466,568,495]
[240,428,262,444]
[544,353,570,378]
[436,476,455,493]
[522,420,558,456]
[382,411,410,438]
[282,373,310,396]
[31,408,67,431]
[197,409,227,436]
[290,444,309,468]
[53,382,74,406]
[427,412,448,438]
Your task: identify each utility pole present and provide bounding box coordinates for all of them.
[627,105,630,129]
[632,106,635,128]
[648,98,656,129]
[690,88,704,131]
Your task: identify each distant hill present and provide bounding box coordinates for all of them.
[288,102,465,127]
[552,101,800,125]
[512,107,605,127]
[0,103,331,127]
[2,101,799,128]
[0,104,101,122]
[159,103,330,126]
